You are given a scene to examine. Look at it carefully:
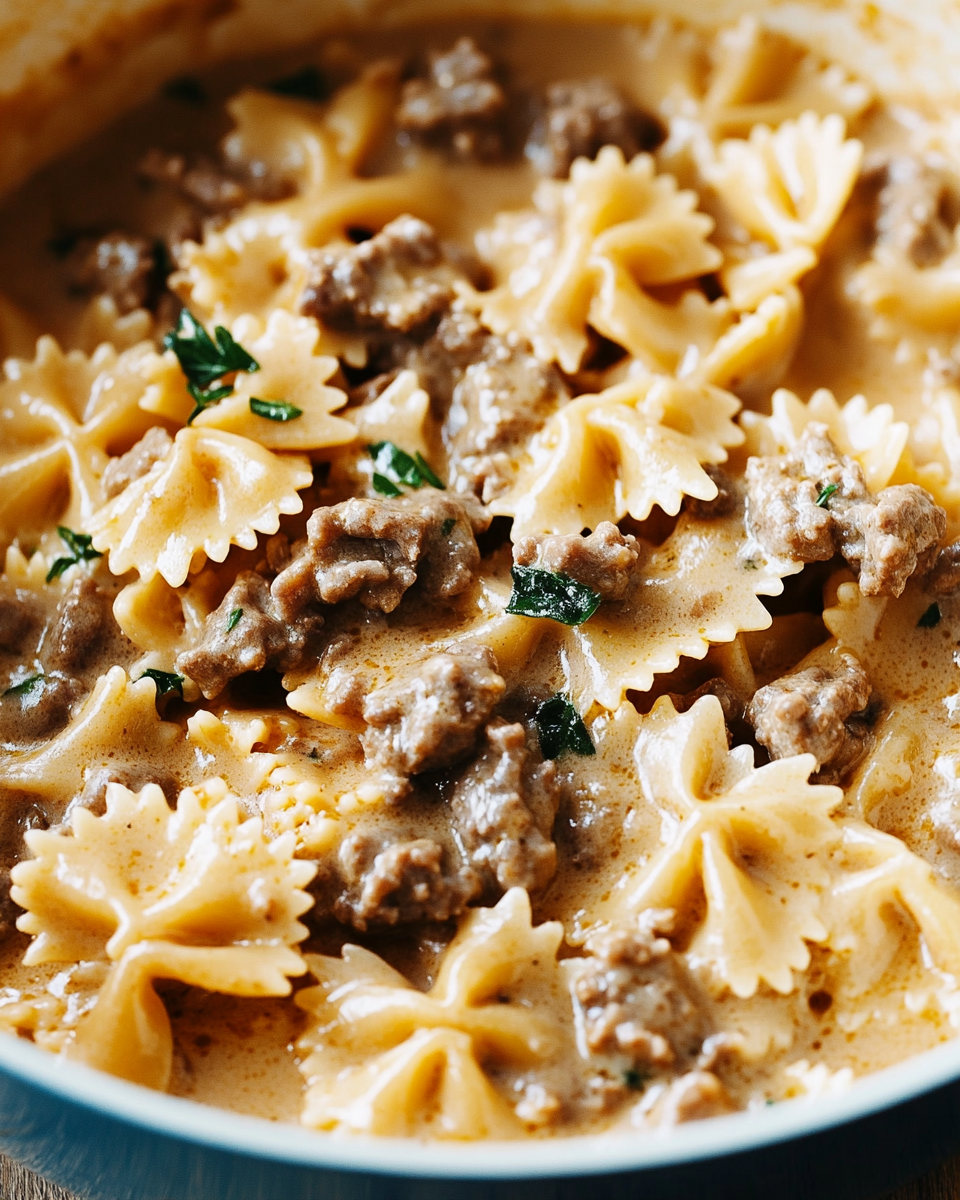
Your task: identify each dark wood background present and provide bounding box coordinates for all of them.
[1,1152,958,1199]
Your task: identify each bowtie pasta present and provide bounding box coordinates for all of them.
[2,11,960,1141]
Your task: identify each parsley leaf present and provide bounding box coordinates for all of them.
[226,607,243,633]
[3,673,45,698]
[372,473,403,497]
[249,397,303,422]
[164,310,259,422]
[138,669,184,698]
[623,1069,650,1091]
[441,517,457,536]
[506,566,601,625]
[536,694,595,759]
[815,483,839,508]
[368,442,444,491]
[918,602,942,628]
[46,526,102,582]
[268,66,328,101]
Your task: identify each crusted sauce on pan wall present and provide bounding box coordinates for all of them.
[0,17,960,1137]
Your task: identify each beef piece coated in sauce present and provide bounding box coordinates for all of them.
[360,643,505,798]
[102,427,173,500]
[396,37,506,160]
[332,831,479,930]
[513,523,639,601]
[300,216,463,334]
[450,719,559,894]
[66,232,156,314]
[45,576,109,674]
[746,425,945,596]
[177,571,324,699]
[747,653,872,784]
[272,491,483,618]
[871,155,960,268]
[526,78,662,178]
[684,465,738,519]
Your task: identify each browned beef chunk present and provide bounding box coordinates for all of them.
[747,653,872,784]
[138,149,249,215]
[684,465,738,519]
[300,216,462,334]
[332,830,479,930]
[177,571,323,699]
[924,539,960,596]
[0,673,83,742]
[872,156,960,268]
[272,492,483,618]
[102,427,173,500]
[574,914,710,1068]
[390,310,569,502]
[64,764,179,822]
[66,232,156,314]
[525,78,662,178]
[396,37,506,160]
[0,589,35,653]
[746,425,945,596]
[513,523,639,601]
[450,719,559,894]
[667,678,747,745]
[360,643,505,797]
[45,576,108,674]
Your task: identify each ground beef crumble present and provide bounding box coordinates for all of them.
[396,37,506,160]
[271,491,484,619]
[746,425,945,597]
[360,643,505,798]
[746,653,873,784]
[513,523,639,601]
[65,232,157,315]
[450,719,560,894]
[869,155,960,268]
[299,215,464,334]
[177,571,325,699]
[102,427,173,500]
[525,78,662,178]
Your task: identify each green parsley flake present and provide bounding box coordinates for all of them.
[226,608,244,633]
[372,473,403,497]
[918,602,942,628]
[139,669,185,698]
[46,526,103,582]
[536,694,596,760]
[249,398,303,422]
[441,517,457,536]
[368,442,445,492]
[815,483,840,508]
[163,310,259,423]
[3,674,45,699]
[505,566,602,626]
[623,1069,650,1091]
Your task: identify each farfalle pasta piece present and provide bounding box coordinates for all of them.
[0,337,164,552]
[344,369,434,459]
[742,387,909,493]
[11,778,315,1090]
[491,374,743,537]
[192,311,354,451]
[87,428,313,586]
[688,287,804,396]
[824,822,960,999]
[296,888,563,1138]
[591,696,842,997]
[852,245,960,333]
[708,113,863,252]
[478,146,725,373]
[1,667,184,804]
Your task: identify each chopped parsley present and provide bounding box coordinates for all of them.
[138,669,185,698]
[226,608,244,633]
[505,566,601,626]
[536,695,595,760]
[623,1069,650,1091]
[267,66,328,101]
[815,483,839,508]
[918,602,942,628]
[249,397,303,422]
[372,473,403,497]
[163,309,259,423]
[368,442,445,492]
[46,526,103,582]
[3,674,44,698]
[441,517,457,536]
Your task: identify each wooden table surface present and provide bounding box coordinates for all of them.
[1,1152,959,1200]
